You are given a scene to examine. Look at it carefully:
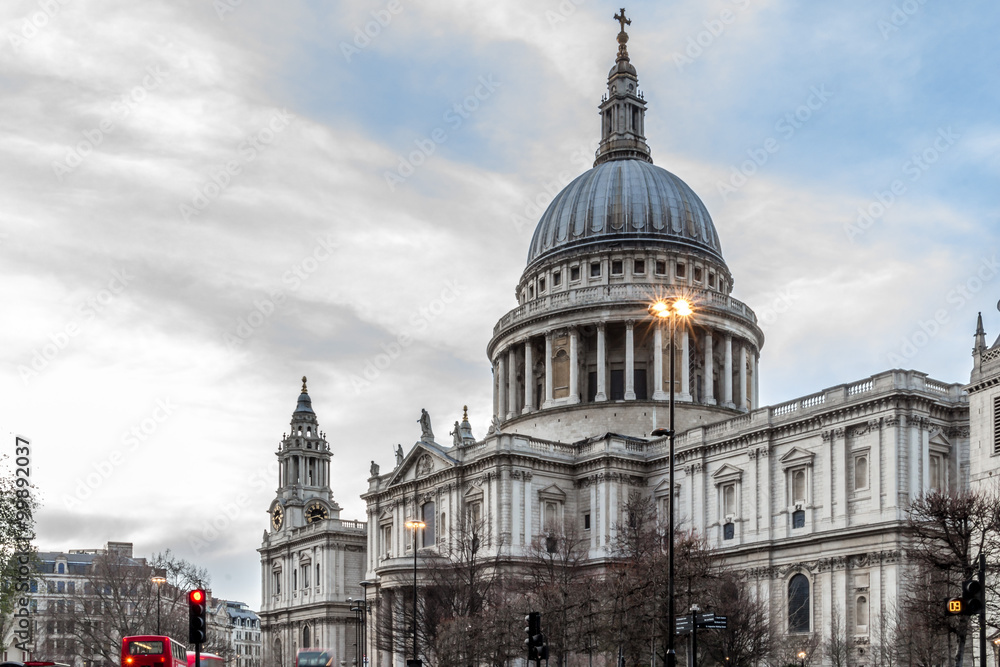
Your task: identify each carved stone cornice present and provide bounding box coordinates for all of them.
[947,425,970,438]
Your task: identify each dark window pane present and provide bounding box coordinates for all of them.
[723,522,734,540]
[634,369,648,400]
[792,509,805,528]
[610,370,625,401]
[788,574,810,632]
[587,372,597,402]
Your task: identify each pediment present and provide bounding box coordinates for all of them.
[711,464,744,484]
[464,483,484,500]
[538,484,567,502]
[385,441,458,486]
[652,477,679,496]
[929,430,951,452]
[779,446,815,469]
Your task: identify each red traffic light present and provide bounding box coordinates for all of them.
[190,589,205,604]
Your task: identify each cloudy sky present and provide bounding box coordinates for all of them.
[2,0,998,608]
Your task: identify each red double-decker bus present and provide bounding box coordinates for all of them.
[121,636,189,667]
[187,652,225,667]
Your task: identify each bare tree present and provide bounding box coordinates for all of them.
[700,572,773,667]
[823,605,850,667]
[905,488,1000,667]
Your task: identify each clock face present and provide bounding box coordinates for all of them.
[271,506,283,531]
[306,503,328,524]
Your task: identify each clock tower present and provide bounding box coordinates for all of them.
[259,378,367,667]
[268,376,339,530]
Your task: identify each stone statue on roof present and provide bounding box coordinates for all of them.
[395,444,404,466]
[418,408,434,441]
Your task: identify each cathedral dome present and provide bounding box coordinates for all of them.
[526,159,724,268]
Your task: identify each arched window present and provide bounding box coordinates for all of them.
[856,596,869,628]
[422,502,436,547]
[792,470,806,503]
[788,574,810,633]
[302,625,310,649]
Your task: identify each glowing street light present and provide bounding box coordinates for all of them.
[797,651,807,667]
[648,296,693,667]
[151,569,167,634]
[404,519,426,667]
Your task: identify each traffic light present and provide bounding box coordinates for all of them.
[946,597,964,615]
[189,589,207,644]
[524,612,542,662]
[963,579,985,615]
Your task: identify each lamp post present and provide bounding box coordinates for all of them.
[797,650,807,667]
[151,570,167,635]
[649,297,693,667]
[993,637,1000,667]
[404,519,425,667]
[360,580,374,667]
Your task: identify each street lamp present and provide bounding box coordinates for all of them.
[992,637,1000,667]
[797,650,807,667]
[151,569,167,635]
[360,580,374,667]
[404,519,426,667]
[649,297,693,667]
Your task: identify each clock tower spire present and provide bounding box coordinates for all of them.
[268,376,341,532]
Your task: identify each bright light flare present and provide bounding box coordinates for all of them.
[404,520,426,529]
[647,298,694,318]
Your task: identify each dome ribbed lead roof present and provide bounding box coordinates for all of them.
[526,159,724,267]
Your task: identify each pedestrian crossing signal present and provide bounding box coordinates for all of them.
[946,597,963,615]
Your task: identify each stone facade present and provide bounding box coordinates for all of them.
[259,379,368,667]
[355,19,984,667]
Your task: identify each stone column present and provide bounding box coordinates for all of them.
[569,327,580,404]
[507,347,517,419]
[738,344,748,411]
[497,352,507,420]
[724,334,734,408]
[680,328,692,401]
[653,325,666,400]
[523,474,532,544]
[543,332,554,408]
[595,322,607,401]
[753,351,759,409]
[523,340,534,414]
[704,330,716,405]
[625,320,636,400]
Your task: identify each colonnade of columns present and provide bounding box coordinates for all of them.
[492,321,759,420]
[279,454,331,489]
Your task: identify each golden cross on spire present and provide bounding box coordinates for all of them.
[301,376,308,393]
[614,8,631,33]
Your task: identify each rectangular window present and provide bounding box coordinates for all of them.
[587,371,597,402]
[694,266,703,282]
[676,263,686,278]
[590,262,601,277]
[610,369,625,401]
[723,484,736,516]
[381,524,392,556]
[792,509,806,528]
[791,468,806,503]
[583,513,591,530]
[994,395,1000,454]
[723,522,734,540]
[655,260,666,275]
[854,454,869,491]
[539,278,546,292]
[553,271,561,286]
[633,369,648,400]
[930,453,944,490]
[634,259,645,274]
[709,273,716,288]
[611,260,623,275]
[570,266,581,281]
[57,581,65,593]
